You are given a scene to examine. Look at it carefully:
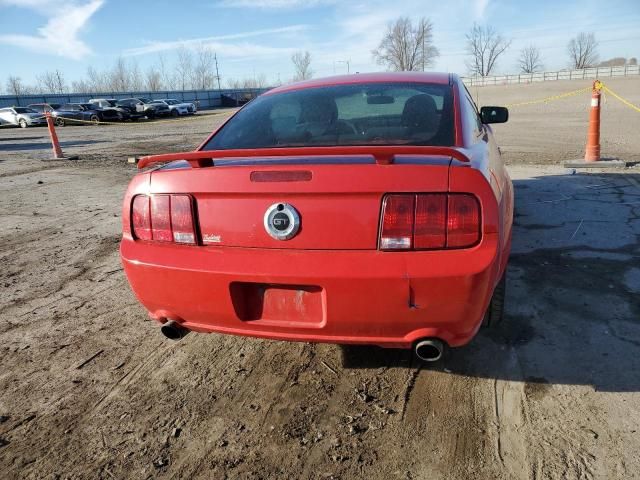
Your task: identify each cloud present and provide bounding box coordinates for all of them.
[123,25,308,56]
[473,0,489,20]
[216,0,336,8]
[0,0,103,60]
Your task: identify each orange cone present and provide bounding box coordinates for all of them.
[45,112,65,159]
[584,80,602,162]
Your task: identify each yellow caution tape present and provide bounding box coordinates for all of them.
[600,83,640,113]
[505,86,592,108]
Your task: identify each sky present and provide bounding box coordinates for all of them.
[0,0,639,89]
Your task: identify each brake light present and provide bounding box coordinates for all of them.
[170,195,196,244]
[414,194,447,249]
[151,195,172,242]
[447,195,480,248]
[131,194,197,245]
[380,193,480,250]
[131,195,151,241]
[380,195,415,250]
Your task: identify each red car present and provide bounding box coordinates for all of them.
[121,72,513,362]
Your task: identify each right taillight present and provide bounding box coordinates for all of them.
[131,194,197,245]
[447,194,481,248]
[380,193,480,250]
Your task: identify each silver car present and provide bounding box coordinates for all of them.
[0,107,47,128]
[151,99,197,116]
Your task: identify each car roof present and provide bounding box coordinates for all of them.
[267,72,454,95]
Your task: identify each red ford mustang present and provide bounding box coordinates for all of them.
[121,72,513,362]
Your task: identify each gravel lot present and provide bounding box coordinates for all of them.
[1,79,640,479]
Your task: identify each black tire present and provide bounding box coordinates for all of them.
[55,117,65,127]
[171,109,179,117]
[483,271,506,328]
[146,111,155,120]
[19,119,28,128]
[90,115,99,125]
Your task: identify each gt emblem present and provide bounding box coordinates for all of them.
[264,203,300,240]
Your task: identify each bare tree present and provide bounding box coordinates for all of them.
[109,57,130,92]
[145,66,162,92]
[6,76,26,96]
[158,53,177,90]
[567,32,598,69]
[129,60,144,92]
[193,44,216,90]
[176,45,194,90]
[242,74,268,89]
[291,51,313,81]
[465,24,511,77]
[36,70,67,94]
[372,17,439,71]
[517,45,543,73]
[226,78,243,89]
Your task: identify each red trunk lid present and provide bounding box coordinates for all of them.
[149,156,452,250]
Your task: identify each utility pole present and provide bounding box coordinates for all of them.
[214,53,221,92]
[336,60,350,74]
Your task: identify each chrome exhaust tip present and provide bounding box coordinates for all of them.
[160,320,190,341]
[414,338,445,362]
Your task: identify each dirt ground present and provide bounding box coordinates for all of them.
[1,78,640,480]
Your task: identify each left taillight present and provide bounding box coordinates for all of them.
[131,194,197,245]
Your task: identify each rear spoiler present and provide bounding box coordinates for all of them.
[137,146,471,169]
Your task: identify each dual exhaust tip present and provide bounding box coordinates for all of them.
[160,321,445,363]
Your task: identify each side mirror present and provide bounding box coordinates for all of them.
[480,106,509,124]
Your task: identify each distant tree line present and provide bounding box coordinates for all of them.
[371,17,634,77]
[2,23,637,95]
[1,43,276,96]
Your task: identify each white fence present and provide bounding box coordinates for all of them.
[462,64,640,87]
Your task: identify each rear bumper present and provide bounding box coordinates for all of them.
[121,236,501,348]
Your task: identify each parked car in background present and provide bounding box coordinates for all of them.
[121,72,514,364]
[27,103,62,114]
[0,106,47,128]
[89,98,143,121]
[149,99,197,116]
[51,103,119,126]
[115,98,170,119]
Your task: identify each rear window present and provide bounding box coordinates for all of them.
[14,107,36,114]
[202,82,454,150]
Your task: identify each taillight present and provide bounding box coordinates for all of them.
[380,195,415,250]
[151,195,172,242]
[132,195,151,241]
[170,195,196,244]
[380,193,480,250]
[131,194,197,245]
[447,195,480,248]
[414,194,447,249]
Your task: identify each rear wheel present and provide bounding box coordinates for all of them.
[90,115,99,125]
[55,117,65,127]
[146,111,155,120]
[171,109,179,117]
[483,271,506,328]
[19,119,27,128]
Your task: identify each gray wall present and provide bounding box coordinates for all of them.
[0,88,271,109]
